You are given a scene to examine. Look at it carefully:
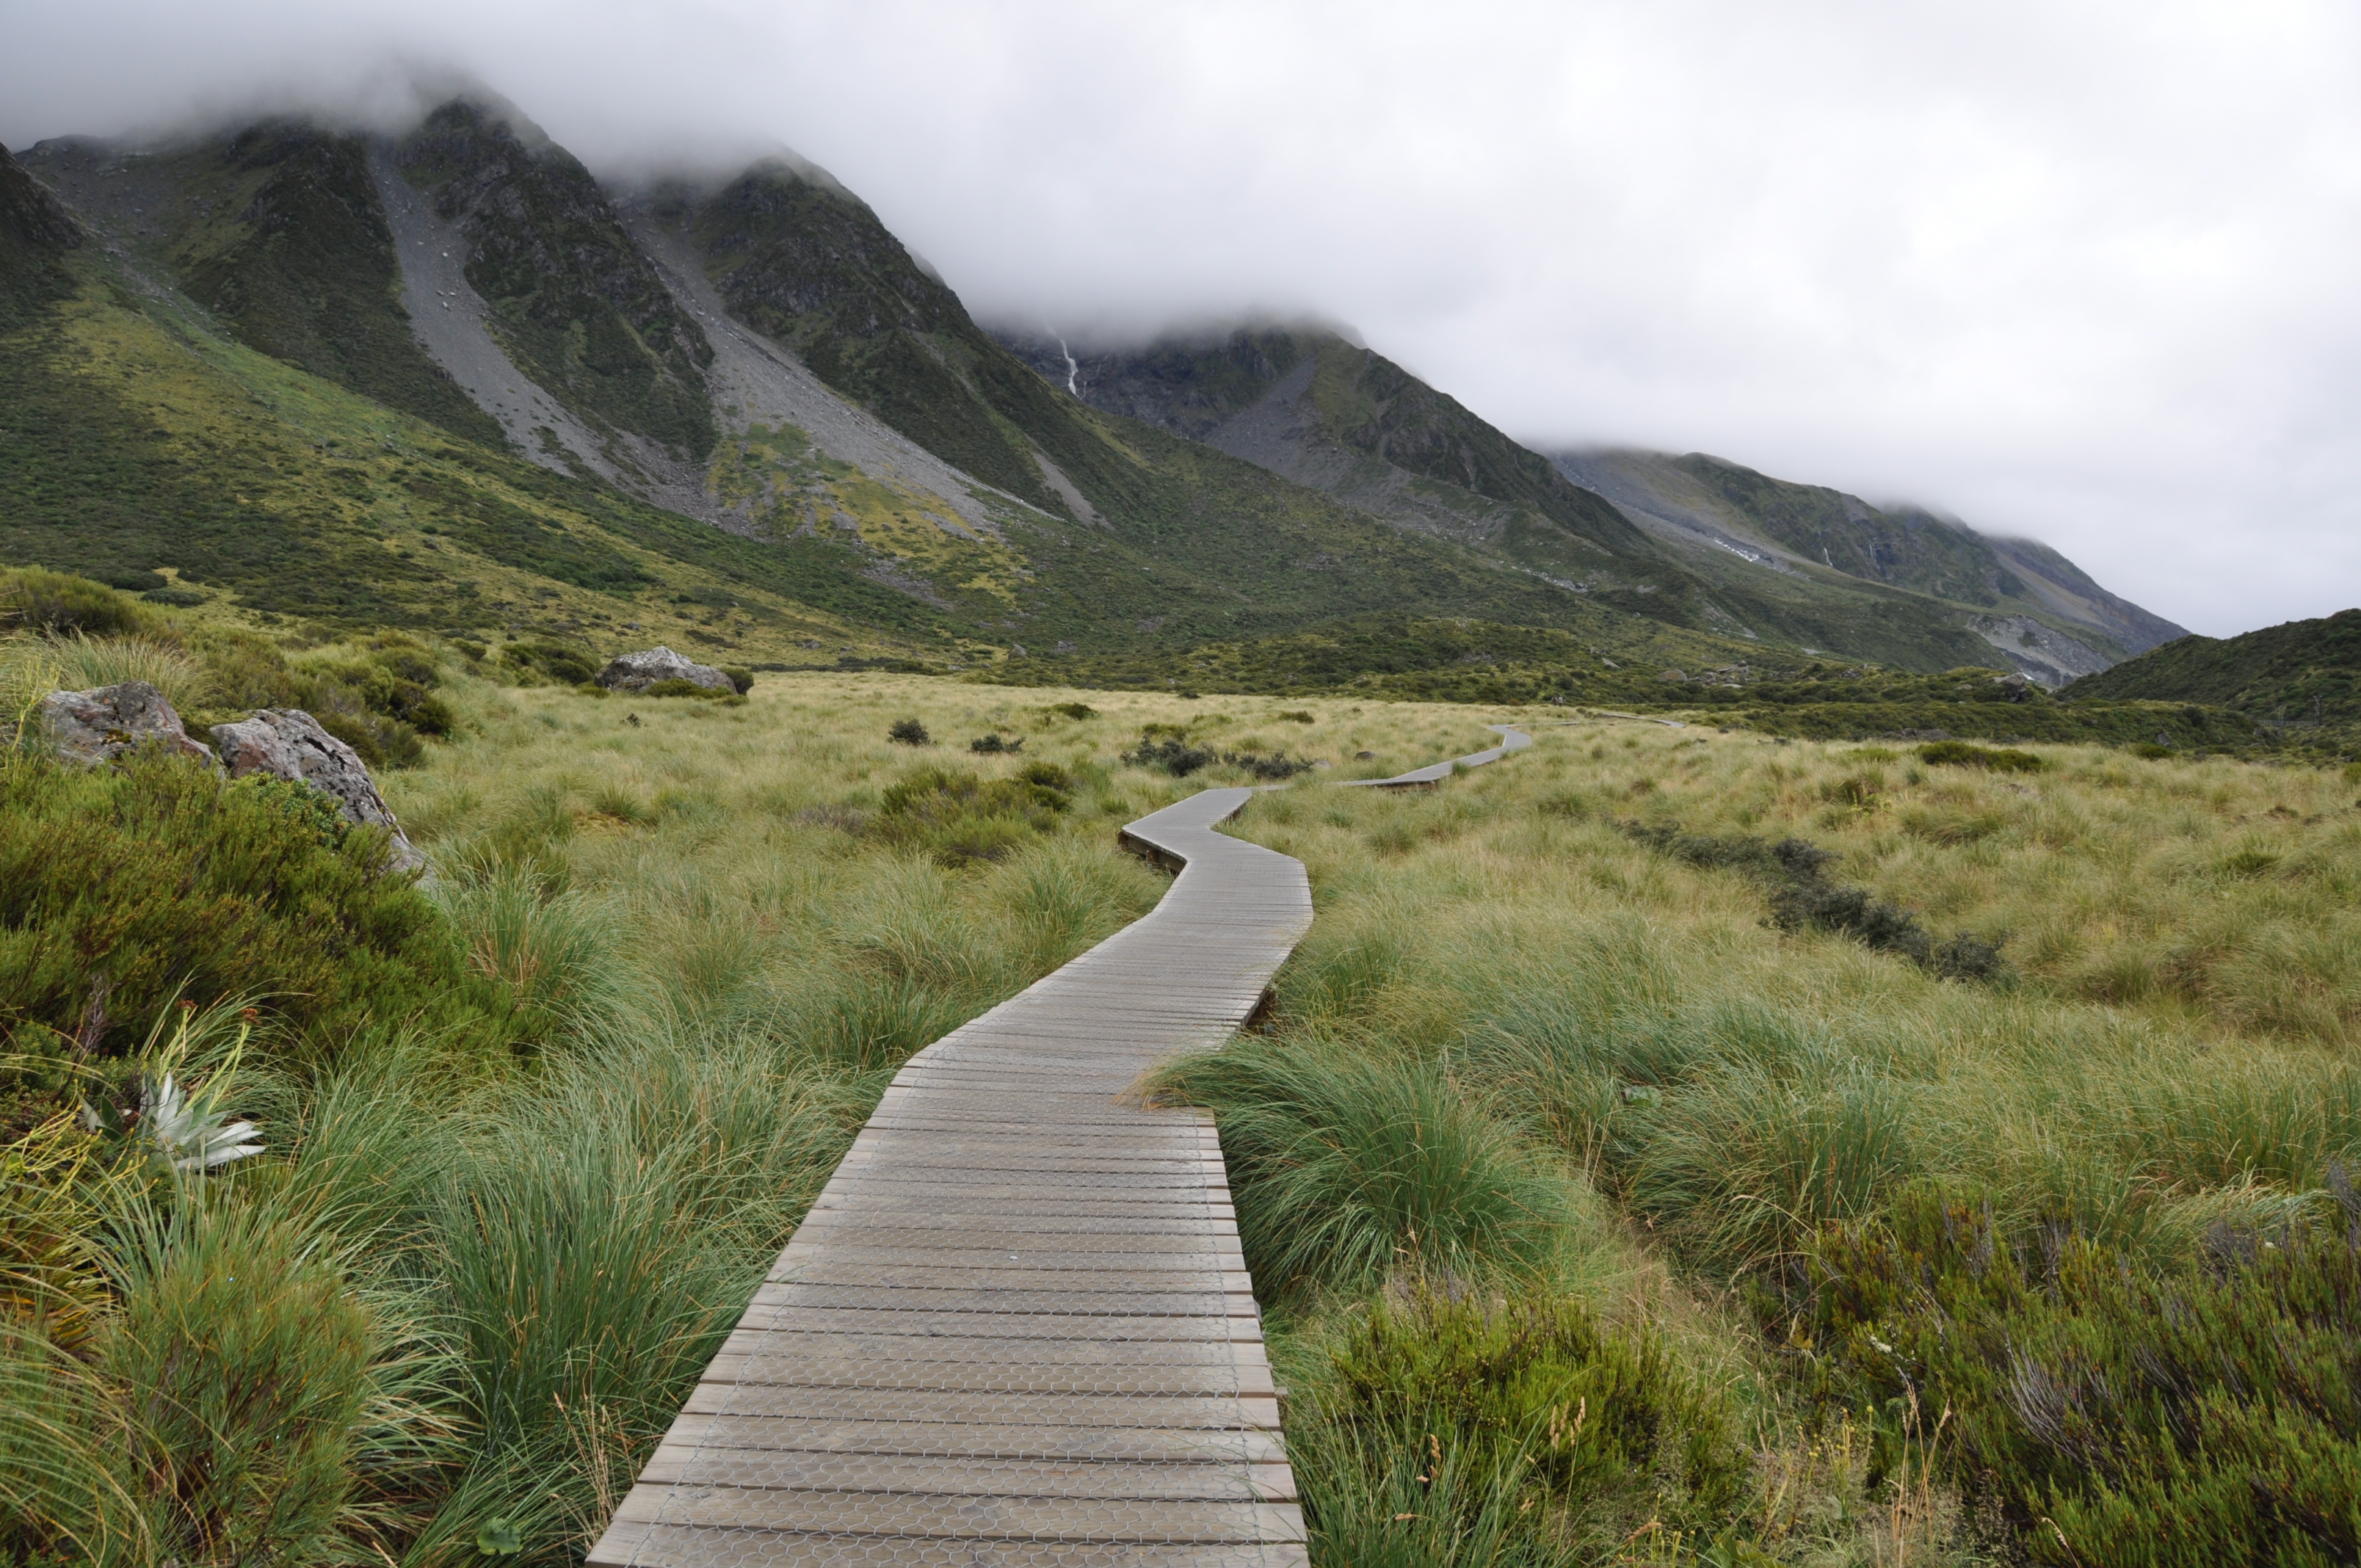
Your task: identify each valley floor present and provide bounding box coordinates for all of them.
[4,652,2358,1565]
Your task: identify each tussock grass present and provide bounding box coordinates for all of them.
[1203,705,2361,1562]
[6,669,2357,1565]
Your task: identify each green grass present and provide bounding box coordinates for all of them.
[2067,605,2360,727]
[1203,703,2361,1562]
[3,661,2357,1564]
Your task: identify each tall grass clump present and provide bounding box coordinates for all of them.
[96,1197,460,1565]
[1154,1038,1576,1296]
[28,631,214,712]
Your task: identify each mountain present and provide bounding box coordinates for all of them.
[1553,449,2189,682]
[993,323,2180,681]
[4,98,1680,664]
[3,90,2182,688]
[2064,608,2360,728]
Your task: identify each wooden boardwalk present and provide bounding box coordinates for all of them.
[590,786,1316,1568]
[1338,725,1531,788]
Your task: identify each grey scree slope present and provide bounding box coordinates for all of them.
[589,785,1316,1568]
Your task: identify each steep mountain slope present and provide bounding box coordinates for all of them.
[998,323,1652,573]
[0,142,83,329]
[23,125,505,447]
[1554,448,2188,680]
[0,104,1650,664]
[393,100,717,462]
[2064,608,2360,727]
[3,92,2184,692]
[992,322,2133,676]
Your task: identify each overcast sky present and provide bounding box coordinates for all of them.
[4,0,2355,636]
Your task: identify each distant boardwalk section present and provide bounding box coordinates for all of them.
[590,786,1315,1568]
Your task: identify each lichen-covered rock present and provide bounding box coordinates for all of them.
[210,708,425,874]
[38,681,217,767]
[595,645,733,694]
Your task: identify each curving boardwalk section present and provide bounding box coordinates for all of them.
[1338,724,1531,788]
[590,787,1315,1568]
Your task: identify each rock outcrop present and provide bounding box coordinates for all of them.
[37,681,217,766]
[595,645,733,694]
[210,708,426,874]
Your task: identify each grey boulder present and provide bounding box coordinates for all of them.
[210,708,426,874]
[595,645,733,694]
[39,681,217,767]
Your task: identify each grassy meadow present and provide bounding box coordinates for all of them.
[3,594,2360,1566]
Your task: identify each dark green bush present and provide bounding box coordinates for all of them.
[887,718,931,746]
[1223,749,1314,780]
[498,640,597,686]
[874,767,1071,867]
[0,567,153,638]
[1625,822,2012,984]
[313,706,426,771]
[1314,1287,1744,1547]
[1123,726,1217,777]
[1044,702,1096,720]
[1918,740,2045,772]
[0,749,481,1063]
[641,678,740,702]
[719,665,754,695]
[968,732,1024,754]
[1789,1178,2361,1567]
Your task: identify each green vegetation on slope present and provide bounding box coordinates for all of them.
[0,143,79,332]
[1671,451,2028,609]
[1301,331,1653,556]
[669,160,1070,512]
[2066,606,2361,727]
[397,99,717,460]
[971,612,2316,754]
[0,254,962,657]
[173,123,509,446]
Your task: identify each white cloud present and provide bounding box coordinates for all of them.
[4,0,2354,634]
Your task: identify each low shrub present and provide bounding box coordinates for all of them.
[719,666,754,695]
[0,567,153,639]
[1223,749,1314,780]
[1044,702,1097,720]
[1303,1286,1744,1556]
[887,717,931,746]
[0,749,488,1064]
[641,678,741,702]
[98,1202,455,1566]
[498,640,597,686]
[874,767,1073,868]
[968,732,1024,753]
[1918,740,2045,772]
[1015,761,1077,794]
[1624,823,2012,983]
[1787,1177,2361,1567]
